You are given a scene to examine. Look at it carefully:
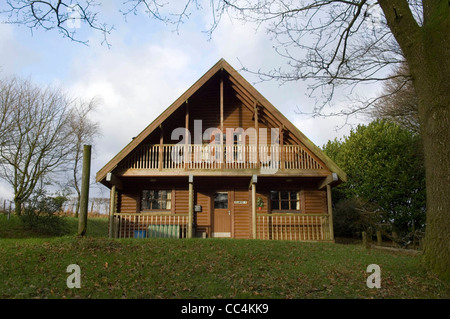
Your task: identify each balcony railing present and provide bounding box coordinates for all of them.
[121,144,324,171]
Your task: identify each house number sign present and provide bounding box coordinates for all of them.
[234,201,247,205]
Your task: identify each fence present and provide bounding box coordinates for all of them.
[112,213,189,238]
[256,213,332,241]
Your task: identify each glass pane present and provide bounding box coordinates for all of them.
[280,191,289,200]
[141,191,150,210]
[281,201,289,210]
[214,192,228,209]
[152,200,160,209]
[290,200,298,210]
[290,191,297,200]
[271,200,279,210]
[270,191,278,200]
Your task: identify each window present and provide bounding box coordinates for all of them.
[270,191,301,211]
[141,190,172,210]
[214,192,228,209]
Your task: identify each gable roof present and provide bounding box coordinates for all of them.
[96,58,347,184]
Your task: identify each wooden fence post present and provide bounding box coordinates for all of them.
[109,185,117,239]
[376,230,382,246]
[362,231,370,249]
[78,145,91,237]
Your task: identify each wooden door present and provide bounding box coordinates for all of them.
[212,191,231,237]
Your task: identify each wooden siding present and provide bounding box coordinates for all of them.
[118,191,139,214]
[195,188,211,236]
[304,189,328,214]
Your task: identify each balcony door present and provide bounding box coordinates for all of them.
[212,192,231,237]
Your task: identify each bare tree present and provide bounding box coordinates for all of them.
[0,76,19,149]
[1,0,448,279]
[372,63,419,134]
[0,76,76,215]
[1,0,113,46]
[67,98,100,217]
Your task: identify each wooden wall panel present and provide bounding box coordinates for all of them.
[195,189,211,236]
[304,189,327,214]
[175,189,189,215]
[119,191,139,214]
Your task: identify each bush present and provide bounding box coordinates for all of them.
[19,191,69,236]
[333,198,380,238]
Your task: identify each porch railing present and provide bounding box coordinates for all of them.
[256,213,332,241]
[112,212,332,241]
[113,213,189,238]
[121,144,324,171]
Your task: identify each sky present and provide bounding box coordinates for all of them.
[0,1,377,201]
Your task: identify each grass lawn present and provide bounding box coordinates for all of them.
[0,215,448,299]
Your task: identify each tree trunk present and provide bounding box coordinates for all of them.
[379,0,450,280]
[415,9,450,281]
[416,60,450,280]
[14,199,21,216]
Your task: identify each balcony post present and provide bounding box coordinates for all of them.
[159,125,163,171]
[280,126,285,170]
[254,102,260,168]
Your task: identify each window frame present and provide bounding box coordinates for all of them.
[270,190,302,213]
[140,189,172,212]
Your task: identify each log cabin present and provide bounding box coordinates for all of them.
[96,59,346,241]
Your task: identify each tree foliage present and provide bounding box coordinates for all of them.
[323,120,426,239]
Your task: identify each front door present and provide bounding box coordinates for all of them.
[212,192,231,237]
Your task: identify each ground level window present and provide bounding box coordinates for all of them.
[141,190,171,210]
[270,191,300,211]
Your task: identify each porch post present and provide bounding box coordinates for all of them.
[188,174,194,238]
[251,174,257,239]
[326,184,335,241]
[108,185,117,239]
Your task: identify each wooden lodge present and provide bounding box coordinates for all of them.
[96,59,346,241]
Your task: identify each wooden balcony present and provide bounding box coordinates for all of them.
[118,144,326,176]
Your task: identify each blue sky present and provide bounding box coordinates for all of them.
[0,1,375,200]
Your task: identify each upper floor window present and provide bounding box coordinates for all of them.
[141,190,172,210]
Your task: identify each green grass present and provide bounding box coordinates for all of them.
[0,214,108,238]
[0,214,448,299]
